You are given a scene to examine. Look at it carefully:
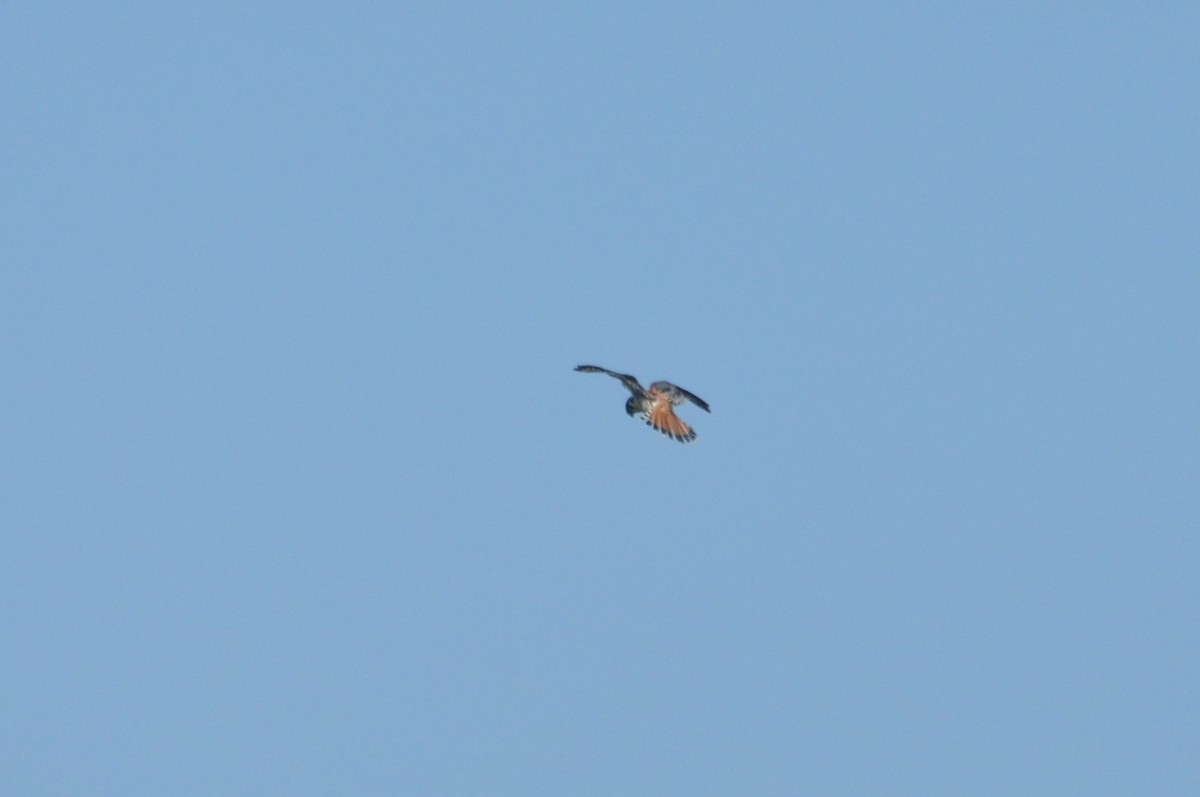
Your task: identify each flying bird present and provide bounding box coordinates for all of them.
[575,365,710,443]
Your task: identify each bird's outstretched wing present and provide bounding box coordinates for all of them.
[574,364,646,397]
[648,381,710,413]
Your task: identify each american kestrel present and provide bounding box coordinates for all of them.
[575,364,711,443]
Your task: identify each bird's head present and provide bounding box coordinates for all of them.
[625,397,640,417]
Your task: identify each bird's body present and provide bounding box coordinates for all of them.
[574,365,710,443]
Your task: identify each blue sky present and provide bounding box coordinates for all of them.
[3,3,1197,794]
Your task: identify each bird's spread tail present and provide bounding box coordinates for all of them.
[647,402,697,443]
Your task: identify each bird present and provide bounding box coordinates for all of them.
[574,365,710,443]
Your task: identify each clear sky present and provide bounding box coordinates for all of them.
[3,3,1197,794]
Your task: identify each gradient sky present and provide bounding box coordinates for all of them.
[3,3,1197,795]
